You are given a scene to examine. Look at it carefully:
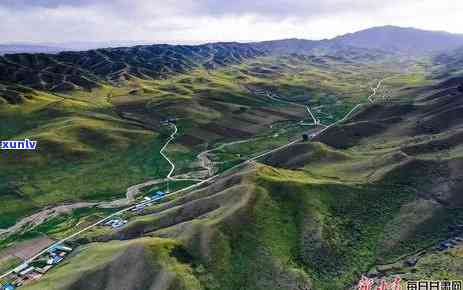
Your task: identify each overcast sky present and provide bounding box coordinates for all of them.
[1,0,463,45]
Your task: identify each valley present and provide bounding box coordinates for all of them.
[1,26,463,290]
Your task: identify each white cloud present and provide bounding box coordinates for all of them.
[0,0,462,44]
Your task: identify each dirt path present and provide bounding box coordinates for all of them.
[0,202,96,239]
[159,124,256,181]
[160,124,204,183]
[0,236,55,261]
[197,138,258,177]
[97,178,169,209]
[315,78,387,137]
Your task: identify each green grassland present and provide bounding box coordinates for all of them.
[247,166,446,289]
[0,88,172,228]
[165,163,384,289]
[0,256,21,276]
[12,157,462,290]
[1,54,421,228]
[409,248,463,281]
[187,142,462,290]
[0,207,117,258]
[209,123,310,169]
[11,71,463,289]
[0,51,440,290]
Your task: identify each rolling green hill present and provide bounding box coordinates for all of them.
[2,27,463,290]
[16,57,463,290]
[0,43,264,92]
[1,44,420,229]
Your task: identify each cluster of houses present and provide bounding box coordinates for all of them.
[131,191,165,212]
[0,191,171,290]
[1,244,72,289]
[435,236,463,251]
[131,203,148,213]
[1,192,170,289]
[104,218,128,229]
[144,191,166,202]
[130,191,167,214]
[131,191,166,213]
[434,225,463,251]
[107,192,167,228]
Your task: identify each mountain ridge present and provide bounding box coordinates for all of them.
[2,26,463,96]
[2,23,463,290]
[330,25,463,53]
[0,42,265,93]
[3,25,463,55]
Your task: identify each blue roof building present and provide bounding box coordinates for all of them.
[2,284,15,290]
[52,256,64,264]
[151,191,166,198]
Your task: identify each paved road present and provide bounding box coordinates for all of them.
[264,91,320,125]
[315,78,387,136]
[197,138,258,176]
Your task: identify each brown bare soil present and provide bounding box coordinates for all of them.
[1,236,54,261]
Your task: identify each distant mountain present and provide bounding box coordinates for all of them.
[2,26,463,94]
[0,44,66,55]
[252,38,320,55]
[331,26,463,54]
[5,26,463,57]
[256,26,463,56]
[0,41,158,55]
[250,38,392,58]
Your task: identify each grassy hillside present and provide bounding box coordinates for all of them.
[22,238,202,290]
[0,43,264,92]
[17,71,463,290]
[26,155,461,290]
[2,40,459,290]
[0,87,172,228]
[1,50,427,229]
